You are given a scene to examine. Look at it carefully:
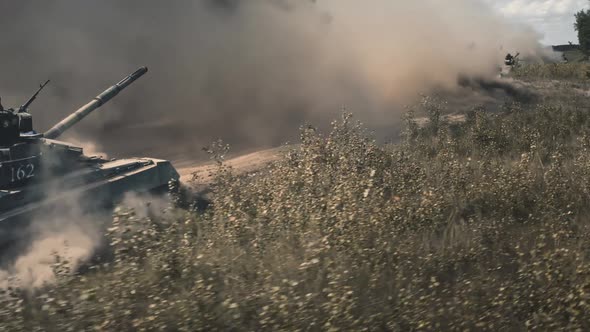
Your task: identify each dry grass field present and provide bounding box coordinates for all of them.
[3,65,590,330]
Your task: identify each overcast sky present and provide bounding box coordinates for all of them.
[486,0,589,45]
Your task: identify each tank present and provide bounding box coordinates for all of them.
[0,67,179,254]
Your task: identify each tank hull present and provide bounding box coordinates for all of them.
[0,157,179,262]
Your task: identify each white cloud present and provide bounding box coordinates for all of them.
[500,0,586,18]
[485,0,588,44]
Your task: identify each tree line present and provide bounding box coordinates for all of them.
[576,2,590,56]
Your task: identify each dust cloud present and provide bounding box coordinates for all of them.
[0,192,170,289]
[0,207,103,289]
[0,0,554,162]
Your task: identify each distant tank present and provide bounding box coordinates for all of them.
[0,67,179,255]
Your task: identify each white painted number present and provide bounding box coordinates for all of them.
[11,163,35,182]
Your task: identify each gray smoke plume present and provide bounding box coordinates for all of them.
[0,0,553,162]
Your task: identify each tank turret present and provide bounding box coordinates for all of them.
[0,80,49,147]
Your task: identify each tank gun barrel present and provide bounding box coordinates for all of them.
[44,66,148,139]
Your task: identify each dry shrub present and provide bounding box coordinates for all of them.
[3,94,590,330]
[511,62,590,81]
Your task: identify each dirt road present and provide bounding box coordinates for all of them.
[177,145,294,189]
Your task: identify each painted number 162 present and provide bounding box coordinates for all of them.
[11,163,35,182]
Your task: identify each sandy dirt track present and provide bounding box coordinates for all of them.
[177,145,294,189]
